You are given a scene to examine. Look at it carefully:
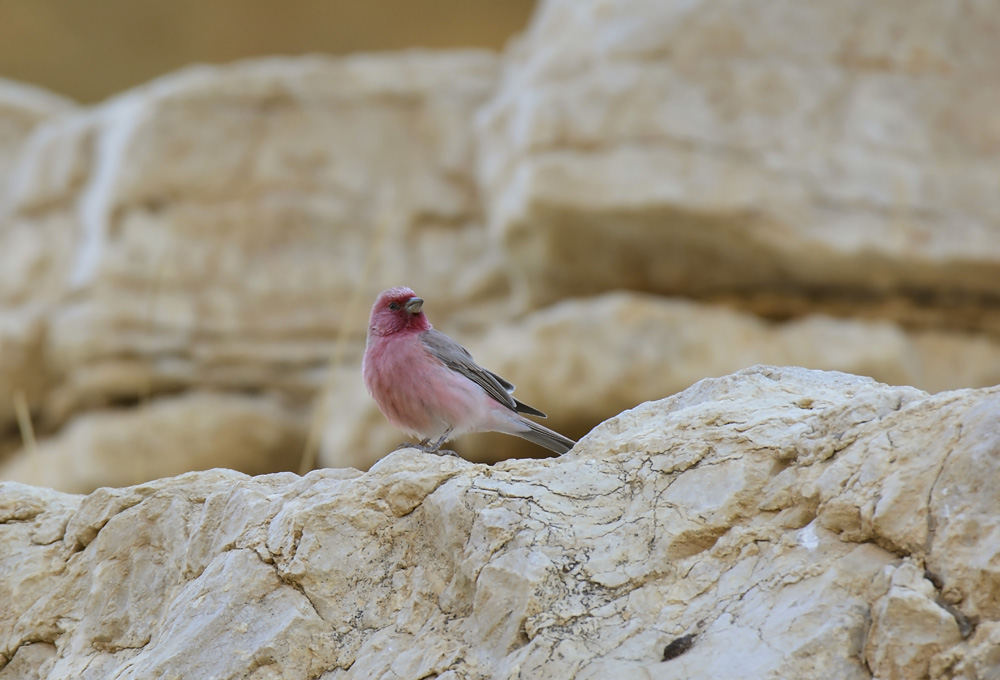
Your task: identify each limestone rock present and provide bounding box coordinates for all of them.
[0,52,503,431]
[320,292,1000,469]
[477,0,1000,331]
[0,78,74,191]
[0,308,49,438]
[4,366,992,677]
[0,392,306,494]
[865,561,963,680]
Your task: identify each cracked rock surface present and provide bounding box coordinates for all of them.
[2,365,999,679]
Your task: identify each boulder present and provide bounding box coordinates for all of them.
[0,78,74,191]
[477,0,1000,333]
[0,52,502,431]
[0,308,49,441]
[3,366,998,678]
[0,392,306,494]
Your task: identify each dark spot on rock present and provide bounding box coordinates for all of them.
[662,633,695,661]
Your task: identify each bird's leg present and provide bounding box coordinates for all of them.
[426,429,459,456]
[426,429,451,452]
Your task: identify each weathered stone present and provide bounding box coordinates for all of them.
[0,78,74,191]
[865,561,963,680]
[0,52,502,432]
[0,308,49,437]
[0,82,80,313]
[477,0,1000,332]
[931,621,1000,680]
[0,392,306,494]
[4,367,992,677]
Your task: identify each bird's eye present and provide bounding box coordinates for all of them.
[388,302,400,311]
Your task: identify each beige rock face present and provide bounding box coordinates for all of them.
[0,78,74,191]
[0,84,75,429]
[0,392,306,494]
[320,293,1000,470]
[4,366,997,679]
[0,52,507,484]
[477,0,1000,329]
[0,308,49,439]
[0,52,502,429]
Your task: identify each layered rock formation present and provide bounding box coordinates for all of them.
[2,367,997,679]
[478,0,1000,329]
[1,51,500,418]
[0,53,505,483]
[1,392,307,494]
[0,79,74,192]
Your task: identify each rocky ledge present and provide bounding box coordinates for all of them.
[2,365,998,679]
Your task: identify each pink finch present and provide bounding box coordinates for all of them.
[363,287,575,455]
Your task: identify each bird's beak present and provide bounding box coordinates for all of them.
[404,297,424,314]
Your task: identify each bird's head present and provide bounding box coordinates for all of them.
[368,286,431,337]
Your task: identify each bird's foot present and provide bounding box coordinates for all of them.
[393,441,459,457]
[394,430,457,456]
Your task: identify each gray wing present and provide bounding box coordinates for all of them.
[420,329,546,417]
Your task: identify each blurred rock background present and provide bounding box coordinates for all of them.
[0,0,998,493]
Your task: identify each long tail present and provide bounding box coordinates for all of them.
[514,417,576,455]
